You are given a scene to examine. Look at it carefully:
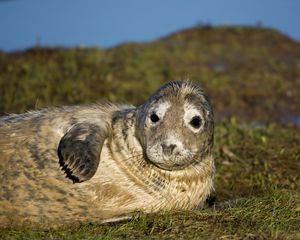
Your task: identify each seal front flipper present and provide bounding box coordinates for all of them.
[57,123,107,183]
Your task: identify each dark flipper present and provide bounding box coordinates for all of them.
[57,123,107,183]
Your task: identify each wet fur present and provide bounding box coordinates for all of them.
[0,81,214,229]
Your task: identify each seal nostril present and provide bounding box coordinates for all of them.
[161,144,176,156]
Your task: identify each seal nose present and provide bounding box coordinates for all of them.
[161,144,176,156]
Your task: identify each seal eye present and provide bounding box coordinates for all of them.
[150,113,160,123]
[190,116,202,129]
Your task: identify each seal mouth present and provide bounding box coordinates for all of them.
[152,162,189,171]
[143,153,191,171]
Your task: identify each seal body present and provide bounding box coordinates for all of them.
[0,81,214,228]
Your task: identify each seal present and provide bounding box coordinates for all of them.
[0,80,214,229]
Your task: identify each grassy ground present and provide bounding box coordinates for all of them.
[0,26,300,239]
[1,123,299,239]
[1,26,300,122]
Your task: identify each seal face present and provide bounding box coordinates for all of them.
[136,81,214,171]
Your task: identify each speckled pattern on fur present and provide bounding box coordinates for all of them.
[0,81,214,229]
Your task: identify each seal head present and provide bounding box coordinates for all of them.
[135,81,214,171]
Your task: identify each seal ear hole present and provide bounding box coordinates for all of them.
[190,116,202,129]
[150,113,160,123]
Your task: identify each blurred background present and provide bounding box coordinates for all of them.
[0,0,299,124]
[0,0,299,51]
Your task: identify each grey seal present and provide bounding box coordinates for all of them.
[0,80,214,228]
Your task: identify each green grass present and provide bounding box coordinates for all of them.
[2,192,299,239]
[1,123,299,239]
[1,26,300,123]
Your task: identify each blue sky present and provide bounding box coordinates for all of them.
[0,0,299,52]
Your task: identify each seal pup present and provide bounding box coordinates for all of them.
[0,80,214,228]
